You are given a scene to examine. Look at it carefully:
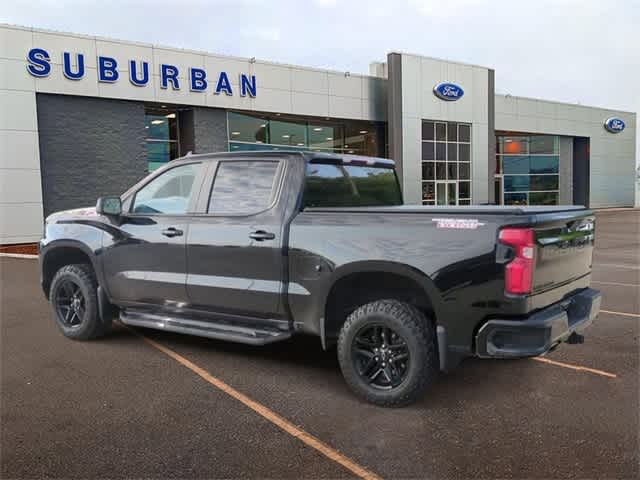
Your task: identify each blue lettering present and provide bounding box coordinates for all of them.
[129,60,149,86]
[62,52,85,80]
[160,64,180,90]
[98,56,119,82]
[26,48,51,77]
[215,71,233,95]
[240,74,256,97]
[190,68,207,92]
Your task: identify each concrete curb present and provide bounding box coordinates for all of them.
[0,253,38,259]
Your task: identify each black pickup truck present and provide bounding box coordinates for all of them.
[39,151,600,406]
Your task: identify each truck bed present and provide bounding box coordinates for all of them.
[304,205,589,215]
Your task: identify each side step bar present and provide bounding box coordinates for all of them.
[120,311,292,346]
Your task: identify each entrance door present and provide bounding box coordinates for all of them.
[436,181,458,205]
[494,175,503,205]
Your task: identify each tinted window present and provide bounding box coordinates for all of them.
[303,163,402,208]
[208,161,280,215]
[132,163,202,214]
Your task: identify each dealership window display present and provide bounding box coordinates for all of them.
[145,108,180,171]
[228,112,384,157]
[496,135,560,205]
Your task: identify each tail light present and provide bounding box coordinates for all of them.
[499,227,535,295]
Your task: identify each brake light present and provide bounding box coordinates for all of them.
[499,227,535,295]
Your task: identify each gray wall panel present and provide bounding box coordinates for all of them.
[559,136,573,205]
[36,94,146,216]
[487,69,496,203]
[387,53,403,189]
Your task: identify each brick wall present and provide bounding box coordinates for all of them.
[193,107,228,154]
[36,94,147,216]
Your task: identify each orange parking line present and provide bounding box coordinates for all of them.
[531,357,617,378]
[134,331,382,480]
[600,309,640,318]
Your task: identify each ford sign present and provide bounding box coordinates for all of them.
[433,82,464,101]
[604,117,625,133]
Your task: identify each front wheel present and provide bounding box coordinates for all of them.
[49,264,110,340]
[337,300,438,407]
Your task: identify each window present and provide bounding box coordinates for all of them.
[227,111,385,157]
[303,163,402,208]
[421,120,472,205]
[496,134,560,206]
[208,161,280,215]
[228,113,268,143]
[145,108,180,171]
[132,163,202,214]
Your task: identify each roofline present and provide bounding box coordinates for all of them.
[387,51,494,71]
[495,93,637,116]
[0,22,380,81]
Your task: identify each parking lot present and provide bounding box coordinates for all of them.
[1,209,638,479]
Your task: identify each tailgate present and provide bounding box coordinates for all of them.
[532,211,595,294]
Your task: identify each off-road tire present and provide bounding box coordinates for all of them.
[49,263,111,340]
[337,299,438,407]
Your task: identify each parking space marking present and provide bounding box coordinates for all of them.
[593,263,640,270]
[591,280,640,287]
[600,309,640,318]
[135,331,382,480]
[531,357,617,378]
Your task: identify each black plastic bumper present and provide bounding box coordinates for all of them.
[475,288,601,358]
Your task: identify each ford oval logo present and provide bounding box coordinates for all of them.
[604,117,625,133]
[433,82,464,101]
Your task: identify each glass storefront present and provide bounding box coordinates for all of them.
[421,120,472,205]
[496,135,560,205]
[145,107,180,171]
[228,111,385,157]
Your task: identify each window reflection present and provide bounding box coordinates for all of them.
[209,161,279,215]
[227,111,384,157]
[496,134,560,206]
[145,108,179,171]
[228,112,268,143]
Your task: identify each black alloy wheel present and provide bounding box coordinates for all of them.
[337,299,439,407]
[54,278,86,328]
[352,325,410,389]
[49,263,111,340]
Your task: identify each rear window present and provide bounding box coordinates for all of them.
[303,163,402,208]
[208,161,280,215]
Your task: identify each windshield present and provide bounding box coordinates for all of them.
[303,163,402,208]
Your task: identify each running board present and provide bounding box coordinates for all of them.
[120,311,292,346]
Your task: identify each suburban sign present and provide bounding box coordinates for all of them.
[433,82,464,101]
[603,117,625,134]
[26,48,257,97]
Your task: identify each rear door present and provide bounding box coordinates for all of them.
[186,158,286,320]
[102,161,207,308]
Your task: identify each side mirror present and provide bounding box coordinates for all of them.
[96,196,122,216]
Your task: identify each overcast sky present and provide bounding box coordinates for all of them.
[3,0,639,163]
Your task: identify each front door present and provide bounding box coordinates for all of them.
[435,181,457,205]
[102,161,207,308]
[186,159,285,320]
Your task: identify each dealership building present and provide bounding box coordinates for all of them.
[0,23,637,245]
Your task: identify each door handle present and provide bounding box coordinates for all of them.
[249,230,275,241]
[161,227,183,238]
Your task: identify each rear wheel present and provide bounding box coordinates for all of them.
[49,264,110,340]
[337,299,438,407]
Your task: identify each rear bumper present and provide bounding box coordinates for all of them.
[475,288,601,358]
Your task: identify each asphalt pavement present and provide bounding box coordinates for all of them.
[1,209,638,479]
